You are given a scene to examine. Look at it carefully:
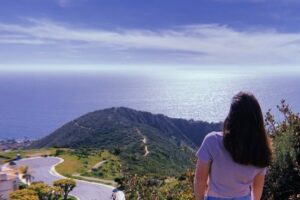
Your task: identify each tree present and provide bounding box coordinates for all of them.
[53,179,76,200]
[112,147,121,155]
[50,186,63,200]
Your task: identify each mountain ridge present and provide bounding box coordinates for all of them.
[32,107,221,148]
[30,107,222,176]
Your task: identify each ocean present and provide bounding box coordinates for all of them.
[0,70,300,139]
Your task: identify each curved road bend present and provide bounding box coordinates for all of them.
[15,157,114,200]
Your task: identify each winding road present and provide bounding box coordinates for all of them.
[14,157,114,200]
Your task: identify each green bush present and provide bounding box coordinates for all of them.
[263,100,300,200]
[18,182,28,189]
[55,149,66,156]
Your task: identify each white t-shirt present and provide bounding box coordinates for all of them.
[115,191,125,200]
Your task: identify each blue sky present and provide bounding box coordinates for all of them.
[1,0,300,71]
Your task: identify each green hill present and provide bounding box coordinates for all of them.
[30,107,221,176]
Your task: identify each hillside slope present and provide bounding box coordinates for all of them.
[31,107,221,176]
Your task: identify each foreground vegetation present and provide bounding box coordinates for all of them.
[115,165,195,199]
[262,101,300,200]
[114,101,300,200]
[9,178,76,200]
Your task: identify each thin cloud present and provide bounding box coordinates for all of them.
[213,0,265,3]
[57,0,89,8]
[1,18,300,65]
[57,0,71,7]
[214,0,300,3]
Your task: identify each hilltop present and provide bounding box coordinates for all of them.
[30,107,221,176]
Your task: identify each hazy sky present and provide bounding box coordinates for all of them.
[1,0,300,71]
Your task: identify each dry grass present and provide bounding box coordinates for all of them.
[55,149,121,179]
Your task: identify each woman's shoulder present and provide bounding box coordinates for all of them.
[201,131,223,148]
[196,131,224,162]
[204,131,223,141]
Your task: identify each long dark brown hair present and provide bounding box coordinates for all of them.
[223,92,272,167]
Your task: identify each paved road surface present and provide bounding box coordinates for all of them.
[15,157,114,200]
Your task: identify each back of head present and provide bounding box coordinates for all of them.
[223,92,272,167]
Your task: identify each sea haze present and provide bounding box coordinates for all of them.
[0,70,299,139]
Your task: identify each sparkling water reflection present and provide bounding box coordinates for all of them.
[0,71,299,139]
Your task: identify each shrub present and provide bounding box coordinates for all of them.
[9,189,39,200]
[18,165,28,174]
[30,182,63,200]
[18,182,28,189]
[54,149,65,156]
[263,100,300,200]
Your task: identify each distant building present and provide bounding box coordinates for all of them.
[0,169,19,200]
[0,139,33,151]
